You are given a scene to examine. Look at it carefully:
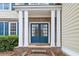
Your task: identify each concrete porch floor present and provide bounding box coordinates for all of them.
[12,46,65,56]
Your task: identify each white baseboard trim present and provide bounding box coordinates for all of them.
[62,46,79,56]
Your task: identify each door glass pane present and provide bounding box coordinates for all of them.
[32,24,39,36]
[40,24,48,36]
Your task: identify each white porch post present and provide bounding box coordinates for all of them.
[51,10,55,47]
[56,9,61,47]
[24,10,28,47]
[18,11,23,47]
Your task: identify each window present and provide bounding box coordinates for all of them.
[0,21,18,35]
[0,3,3,10]
[11,3,15,10]
[0,3,11,10]
[10,22,17,35]
[4,3,10,10]
[5,22,9,35]
[0,22,4,35]
[0,22,8,35]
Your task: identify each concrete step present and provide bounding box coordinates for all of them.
[32,49,46,52]
[28,53,48,56]
[13,47,64,56]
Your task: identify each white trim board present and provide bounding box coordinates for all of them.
[62,46,79,56]
[51,10,55,47]
[15,5,62,11]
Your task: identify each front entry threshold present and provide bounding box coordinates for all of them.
[27,45,51,48]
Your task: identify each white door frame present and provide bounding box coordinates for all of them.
[29,22,50,45]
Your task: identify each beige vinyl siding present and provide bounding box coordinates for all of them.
[62,3,79,53]
[0,11,18,18]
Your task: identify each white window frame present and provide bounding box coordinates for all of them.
[9,22,17,35]
[0,3,12,11]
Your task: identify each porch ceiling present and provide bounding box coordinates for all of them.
[28,10,51,17]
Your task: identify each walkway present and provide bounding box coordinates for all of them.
[12,47,65,56]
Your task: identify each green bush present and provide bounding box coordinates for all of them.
[0,35,18,52]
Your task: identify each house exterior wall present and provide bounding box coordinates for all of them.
[0,11,18,18]
[0,10,50,19]
[62,3,79,55]
[0,3,19,35]
[0,3,61,47]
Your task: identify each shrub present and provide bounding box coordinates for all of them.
[0,35,18,52]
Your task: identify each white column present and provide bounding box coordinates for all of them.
[51,10,55,47]
[18,11,23,47]
[24,10,28,47]
[56,9,61,47]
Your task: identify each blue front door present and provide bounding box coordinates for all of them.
[31,23,48,43]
